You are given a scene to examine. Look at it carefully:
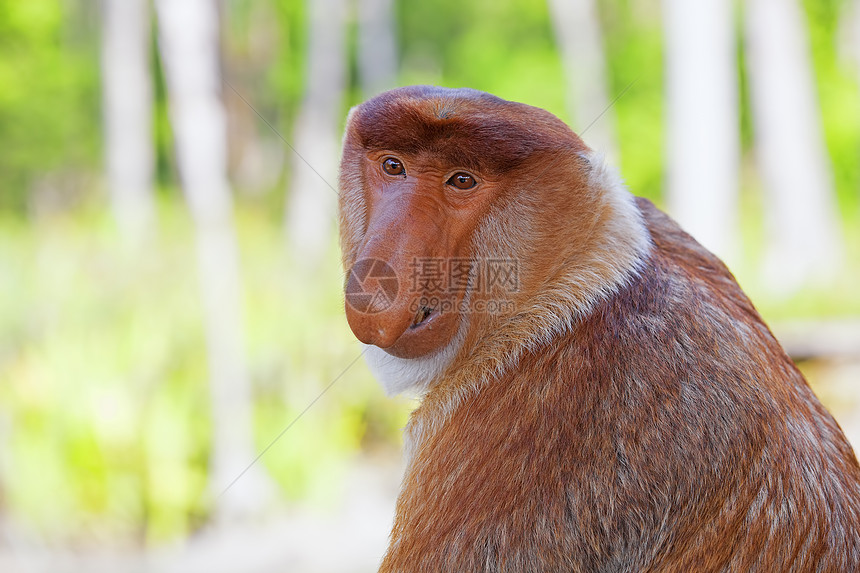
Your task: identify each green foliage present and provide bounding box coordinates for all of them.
[803,0,860,211]
[397,0,567,119]
[0,0,100,212]
[601,0,665,200]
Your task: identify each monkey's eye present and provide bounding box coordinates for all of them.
[382,158,405,176]
[447,172,477,190]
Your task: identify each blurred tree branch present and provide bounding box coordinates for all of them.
[548,0,619,163]
[746,0,843,293]
[662,0,740,263]
[284,0,348,265]
[101,0,156,244]
[154,0,274,522]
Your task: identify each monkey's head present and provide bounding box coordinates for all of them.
[339,86,646,390]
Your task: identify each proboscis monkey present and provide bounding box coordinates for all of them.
[338,86,860,572]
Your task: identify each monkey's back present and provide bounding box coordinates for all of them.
[382,199,860,573]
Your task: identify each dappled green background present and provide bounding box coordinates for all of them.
[0,0,858,549]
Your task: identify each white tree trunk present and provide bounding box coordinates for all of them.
[154,0,273,521]
[547,0,618,162]
[848,0,860,205]
[284,0,348,264]
[357,0,398,98]
[746,0,843,292]
[101,0,155,244]
[842,0,860,81]
[662,0,740,262]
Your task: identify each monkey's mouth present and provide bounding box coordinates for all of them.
[410,305,436,329]
[381,298,460,358]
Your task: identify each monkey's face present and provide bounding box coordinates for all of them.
[338,86,586,360]
[342,148,498,359]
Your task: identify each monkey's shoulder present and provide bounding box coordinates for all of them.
[564,199,853,462]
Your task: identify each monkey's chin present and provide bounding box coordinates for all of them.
[380,309,461,359]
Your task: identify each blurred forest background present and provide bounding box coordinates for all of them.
[1,0,859,571]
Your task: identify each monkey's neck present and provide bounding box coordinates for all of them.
[405,154,652,461]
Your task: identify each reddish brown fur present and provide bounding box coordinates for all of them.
[350,86,583,176]
[338,86,860,572]
[383,201,860,571]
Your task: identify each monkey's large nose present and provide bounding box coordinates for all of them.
[344,258,414,348]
